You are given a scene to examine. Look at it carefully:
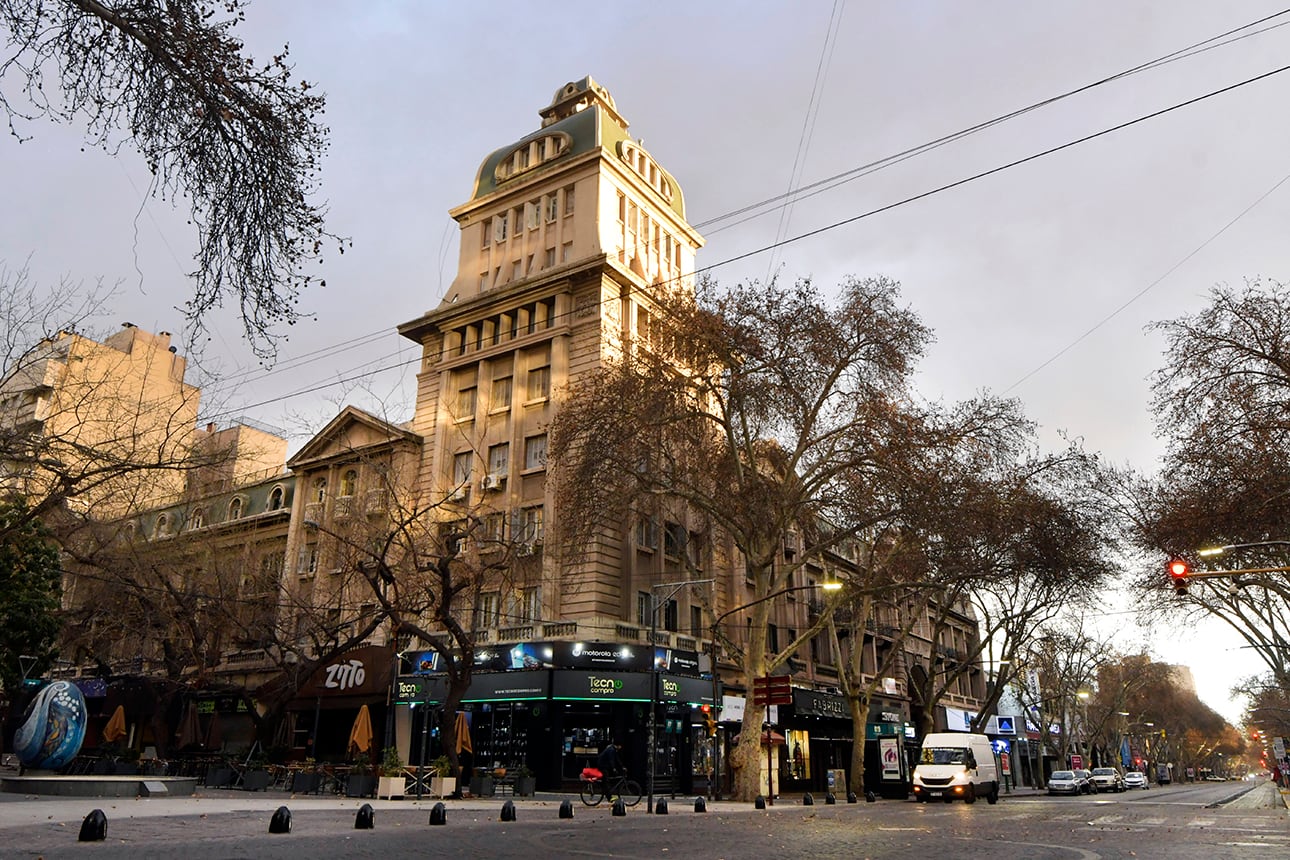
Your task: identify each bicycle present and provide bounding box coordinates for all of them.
[579,768,641,807]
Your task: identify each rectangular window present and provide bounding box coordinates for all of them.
[456,385,476,419]
[526,254,535,274]
[526,200,541,229]
[663,599,678,633]
[483,512,506,542]
[546,194,559,222]
[637,592,651,626]
[690,605,704,639]
[664,234,672,264]
[674,242,681,269]
[617,192,626,222]
[481,220,491,248]
[521,506,545,542]
[544,247,555,268]
[768,623,779,653]
[635,515,658,550]
[475,591,500,628]
[491,375,512,409]
[561,241,573,263]
[493,213,509,243]
[524,434,547,470]
[522,586,541,622]
[511,260,522,281]
[563,185,575,215]
[479,272,488,291]
[527,365,550,401]
[487,442,509,476]
[664,521,686,559]
[452,451,472,486]
[297,544,318,577]
[628,201,638,235]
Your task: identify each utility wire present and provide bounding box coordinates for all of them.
[215,62,1290,424]
[697,10,1290,234]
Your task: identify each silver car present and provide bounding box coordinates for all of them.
[1123,771,1148,790]
[1047,770,1088,795]
[1090,767,1125,792]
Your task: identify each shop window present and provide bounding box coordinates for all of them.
[788,730,811,780]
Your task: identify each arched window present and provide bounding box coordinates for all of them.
[229,497,244,520]
[189,507,206,530]
[313,477,327,504]
[268,486,285,511]
[155,513,170,537]
[340,469,357,497]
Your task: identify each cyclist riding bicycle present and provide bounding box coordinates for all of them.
[597,739,624,800]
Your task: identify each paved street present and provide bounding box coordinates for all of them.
[0,779,1286,859]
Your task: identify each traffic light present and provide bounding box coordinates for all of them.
[701,704,716,737]
[1167,558,1190,595]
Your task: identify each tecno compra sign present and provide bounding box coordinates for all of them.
[552,670,650,702]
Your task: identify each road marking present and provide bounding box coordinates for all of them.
[1088,815,1122,824]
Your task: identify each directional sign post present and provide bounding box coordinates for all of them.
[752,675,792,707]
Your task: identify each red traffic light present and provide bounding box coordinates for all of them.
[1167,558,1189,594]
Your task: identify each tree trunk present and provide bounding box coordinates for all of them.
[847,693,868,797]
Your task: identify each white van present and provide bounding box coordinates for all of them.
[911,732,1000,804]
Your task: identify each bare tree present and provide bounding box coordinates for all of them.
[0,1,341,358]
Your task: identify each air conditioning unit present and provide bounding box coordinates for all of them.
[482,473,506,491]
[446,486,468,502]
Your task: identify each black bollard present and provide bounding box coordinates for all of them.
[269,806,292,834]
[355,803,374,829]
[825,792,836,805]
[865,790,876,803]
[611,797,627,816]
[694,796,707,813]
[802,792,814,806]
[755,795,767,810]
[655,798,668,815]
[429,801,447,825]
[846,791,857,803]
[559,799,574,819]
[500,800,517,821]
[78,809,107,842]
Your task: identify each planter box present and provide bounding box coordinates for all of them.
[430,776,456,798]
[205,767,234,787]
[346,774,377,797]
[377,775,406,799]
[469,773,494,797]
[291,772,321,794]
[243,770,271,791]
[514,776,536,797]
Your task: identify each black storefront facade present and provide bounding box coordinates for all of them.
[396,641,718,793]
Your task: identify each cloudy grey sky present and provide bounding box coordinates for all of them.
[6,1,1289,722]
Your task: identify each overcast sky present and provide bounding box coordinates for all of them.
[6,1,1289,724]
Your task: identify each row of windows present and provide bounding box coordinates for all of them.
[494,132,571,183]
[451,435,547,486]
[453,365,549,420]
[619,142,674,203]
[618,192,683,272]
[479,243,574,291]
[447,299,559,359]
[474,585,542,628]
[143,485,286,538]
[481,187,574,248]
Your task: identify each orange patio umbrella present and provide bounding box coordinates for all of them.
[349,704,374,755]
[454,711,473,755]
[103,705,128,743]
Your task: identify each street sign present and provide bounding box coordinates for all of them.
[1070,754,1084,770]
[751,675,792,706]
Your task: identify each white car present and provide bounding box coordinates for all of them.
[1090,768,1125,792]
[1047,770,1088,795]
[1123,771,1148,790]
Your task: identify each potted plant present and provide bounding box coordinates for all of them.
[430,755,456,798]
[469,762,494,797]
[377,746,406,800]
[346,754,377,797]
[242,750,271,791]
[514,763,536,797]
[291,757,321,794]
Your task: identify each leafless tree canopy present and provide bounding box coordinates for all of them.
[0,1,340,358]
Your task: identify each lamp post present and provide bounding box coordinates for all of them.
[706,578,842,802]
[647,578,714,814]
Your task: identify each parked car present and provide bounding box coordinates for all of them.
[1090,767,1126,792]
[1072,769,1099,793]
[1047,770,1091,796]
[1123,771,1149,790]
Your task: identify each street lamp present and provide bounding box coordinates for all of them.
[1198,540,1290,557]
[706,578,843,801]
[647,578,714,814]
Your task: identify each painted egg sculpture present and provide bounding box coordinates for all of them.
[14,681,87,770]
